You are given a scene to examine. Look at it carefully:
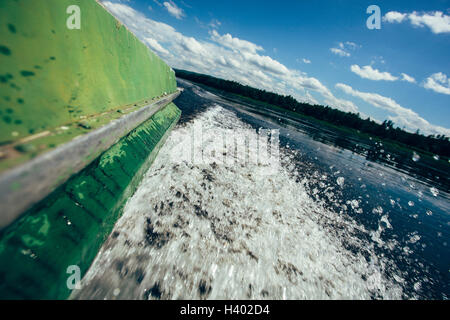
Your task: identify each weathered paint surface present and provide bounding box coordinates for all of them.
[0,91,180,229]
[0,103,181,299]
[0,0,176,146]
[0,0,182,299]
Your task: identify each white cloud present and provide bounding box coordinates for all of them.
[209,19,221,29]
[330,47,350,57]
[344,41,360,50]
[241,51,290,76]
[401,73,416,83]
[289,75,359,113]
[99,1,361,114]
[163,1,185,19]
[423,72,450,95]
[369,56,386,66]
[336,83,450,136]
[179,36,208,55]
[409,11,450,34]
[383,11,407,23]
[302,58,311,64]
[330,42,360,57]
[384,11,450,34]
[305,91,318,105]
[351,65,398,81]
[210,30,263,54]
[351,65,417,84]
[144,37,169,55]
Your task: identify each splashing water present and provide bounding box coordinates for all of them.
[72,105,406,300]
[430,187,439,197]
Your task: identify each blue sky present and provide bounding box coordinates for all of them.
[99,0,450,136]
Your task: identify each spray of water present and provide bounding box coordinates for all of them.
[71,105,404,300]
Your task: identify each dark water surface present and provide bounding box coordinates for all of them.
[73,79,449,300]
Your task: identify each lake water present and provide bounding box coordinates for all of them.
[72,79,449,300]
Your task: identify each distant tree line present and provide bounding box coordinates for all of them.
[175,69,450,158]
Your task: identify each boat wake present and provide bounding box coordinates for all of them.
[72,104,406,300]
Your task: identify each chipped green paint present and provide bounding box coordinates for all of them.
[0,0,177,146]
[0,103,181,299]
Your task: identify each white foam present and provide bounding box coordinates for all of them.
[72,105,404,300]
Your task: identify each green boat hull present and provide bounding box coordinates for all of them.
[0,0,182,299]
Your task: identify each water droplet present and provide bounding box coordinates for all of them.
[413,282,421,291]
[408,201,415,207]
[426,210,433,216]
[113,288,120,296]
[409,234,421,244]
[336,177,345,187]
[372,206,383,214]
[433,155,440,161]
[349,200,359,209]
[430,187,439,197]
[412,152,420,162]
[380,215,392,229]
